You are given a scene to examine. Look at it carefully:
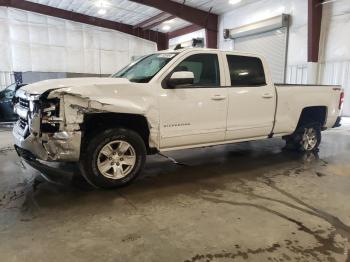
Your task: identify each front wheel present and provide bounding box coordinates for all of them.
[284,123,321,152]
[79,128,146,189]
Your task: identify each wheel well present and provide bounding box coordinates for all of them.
[82,113,151,152]
[297,106,327,128]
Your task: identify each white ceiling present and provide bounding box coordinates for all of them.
[28,0,163,26]
[27,0,259,33]
[152,18,192,33]
[171,0,259,15]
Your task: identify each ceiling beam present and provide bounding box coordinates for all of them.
[134,11,168,28]
[0,0,169,50]
[308,0,323,62]
[168,24,203,39]
[128,0,218,32]
[142,15,176,30]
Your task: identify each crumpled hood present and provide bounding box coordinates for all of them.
[19,77,131,96]
[16,76,156,122]
[15,78,159,151]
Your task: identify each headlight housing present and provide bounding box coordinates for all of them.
[41,98,62,133]
[28,95,40,111]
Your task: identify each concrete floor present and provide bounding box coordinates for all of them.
[0,123,350,262]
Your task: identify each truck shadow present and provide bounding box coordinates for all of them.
[16,138,326,211]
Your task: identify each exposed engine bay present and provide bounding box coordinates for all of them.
[13,89,82,161]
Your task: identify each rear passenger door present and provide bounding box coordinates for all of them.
[224,53,276,140]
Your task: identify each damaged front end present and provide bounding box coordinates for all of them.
[13,88,81,162]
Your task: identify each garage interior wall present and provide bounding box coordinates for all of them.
[0,7,157,90]
[169,29,206,49]
[219,0,308,85]
[218,0,350,116]
[0,71,15,90]
[319,0,350,116]
[232,27,288,84]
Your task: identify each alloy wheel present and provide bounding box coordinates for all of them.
[301,128,318,151]
[97,140,136,179]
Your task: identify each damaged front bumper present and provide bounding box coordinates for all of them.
[14,145,75,184]
[13,89,82,162]
[13,122,82,161]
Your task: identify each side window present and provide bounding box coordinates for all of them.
[174,54,220,87]
[226,55,266,86]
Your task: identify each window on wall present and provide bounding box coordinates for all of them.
[226,55,266,86]
[174,54,220,86]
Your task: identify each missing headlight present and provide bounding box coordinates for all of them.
[41,98,61,133]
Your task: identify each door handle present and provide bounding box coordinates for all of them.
[211,94,227,100]
[262,93,273,99]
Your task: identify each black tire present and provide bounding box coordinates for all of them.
[79,128,146,189]
[284,123,321,152]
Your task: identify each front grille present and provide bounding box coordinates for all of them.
[19,117,27,130]
[19,98,29,109]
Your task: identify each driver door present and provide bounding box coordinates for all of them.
[158,51,228,149]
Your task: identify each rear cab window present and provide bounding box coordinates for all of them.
[226,55,266,87]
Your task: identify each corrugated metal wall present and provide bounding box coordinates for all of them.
[286,64,308,84]
[285,62,349,116]
[319,0,350,116]
[0,71,15,91]
[0,7,157,75]
[234,28,288,84]
[319,61,350,116]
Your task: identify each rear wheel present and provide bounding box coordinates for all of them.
[284,123,321,152]
[79,128,146,189]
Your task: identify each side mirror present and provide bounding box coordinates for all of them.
[167,71,194,88]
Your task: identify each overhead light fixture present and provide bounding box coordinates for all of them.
[320,0,337,4]
[95,0,108,15]
[229,0,242,5]
[162,25,171,31]
[98,9,106,15]
[95,0,109,8]
[164,19,175,24]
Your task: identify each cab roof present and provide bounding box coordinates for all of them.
[155,47,262,58]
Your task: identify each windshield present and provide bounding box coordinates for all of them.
[112,53,177,83]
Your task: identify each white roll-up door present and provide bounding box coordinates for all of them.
[233,28,288,84]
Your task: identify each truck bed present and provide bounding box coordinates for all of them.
[273,84,342,136]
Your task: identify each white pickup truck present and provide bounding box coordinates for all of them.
[13,48,344,188]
